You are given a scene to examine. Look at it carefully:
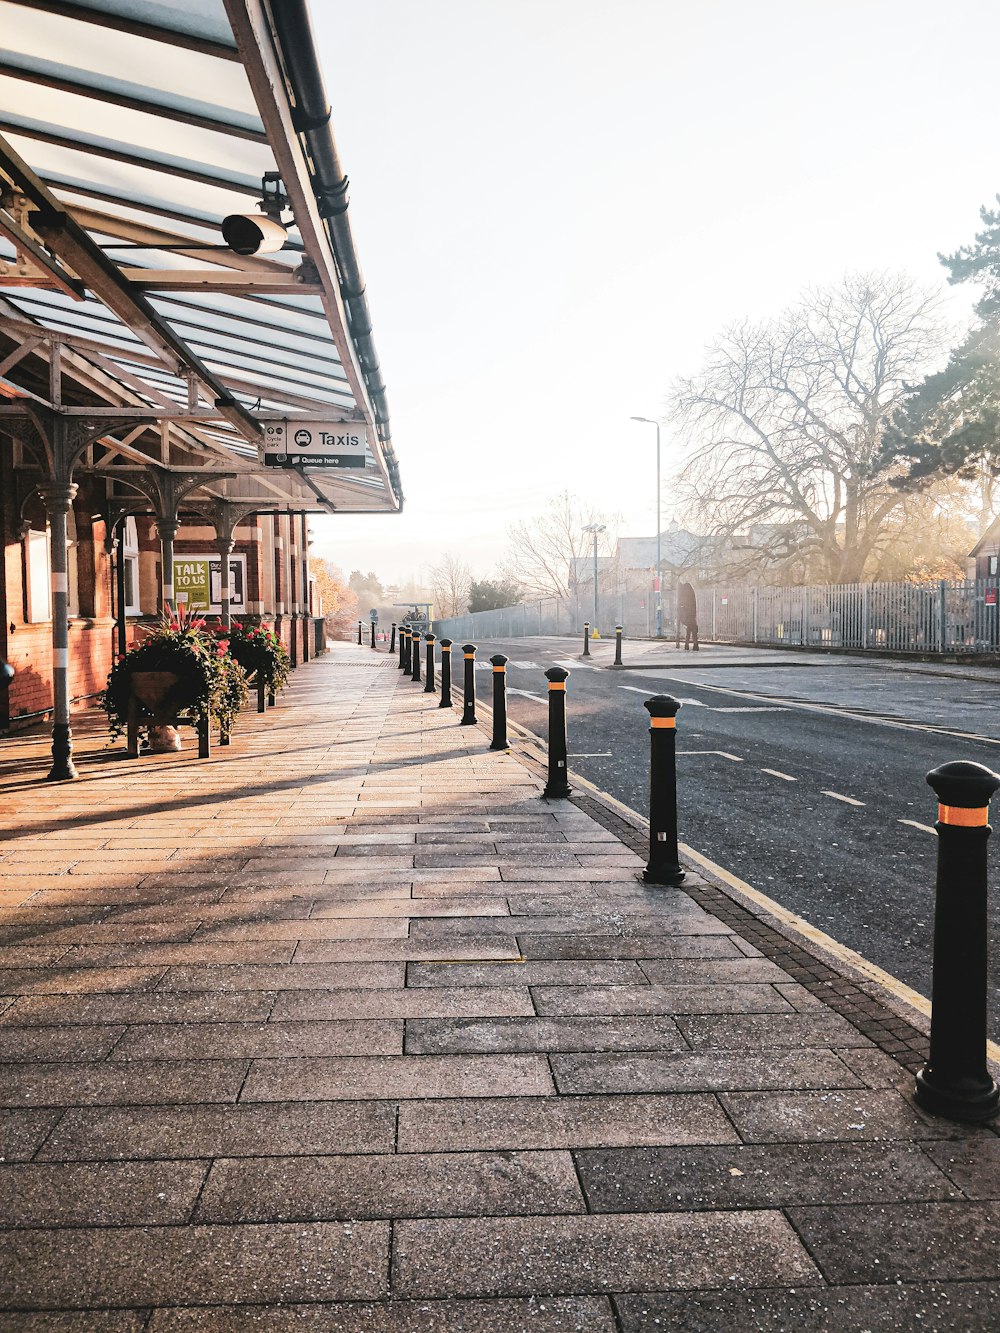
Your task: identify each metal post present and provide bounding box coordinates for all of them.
[543,666,571,798]
[423,632,436,693]
[257,678,266,713]
[156,516,178,614]
[216,538,234,631]
[582,621,591,657]
[357,620,363,645]
[614,625,623,667]
[642,694,685,885]
[410,630,422,683]
[439,638,453,707]
[370,618,376,649]
[198,711,211,759]
[489,653,508,750]
[593,531,599,630]
[38,482,79,781]
[390,622,397,654]
[400,626,409,671]
[114,514,128,661]
[461,643,477,724]
[939,579,948,652]
[914,760,1000,1123]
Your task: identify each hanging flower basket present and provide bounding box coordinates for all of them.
[101,603,249,749]
[214,620,291,694]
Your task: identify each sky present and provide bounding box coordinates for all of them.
[309,0,1000,588]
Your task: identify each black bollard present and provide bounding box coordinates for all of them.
[257,678,266,713]
[489,653,509,750]
[410,630,422,683]
[614,625,623,667]
[914,760,1000,1122]
[370,619,376,649]
[461,643,477,725]
[642,695,685,885]
[357,620,363,645]
[543,666,571,798]
[400,627,410,672]
[390,622,397,654]
[198,712,211,759]
[582,621,591,658]
[439,639,453,708]
[423,633,436,693]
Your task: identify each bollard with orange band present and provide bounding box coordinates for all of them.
[543,666,571,798]
[489,653,509,750]
[614,625,624,667]
[582,621,591,658]
[914,759,1000,1123]
[642,694,685,885]
[410,629,422,683]
[460,644,477,725]
[390,622,397,655]
[439,639,453,708]
[423,633,436,694]
[399,625,408,670]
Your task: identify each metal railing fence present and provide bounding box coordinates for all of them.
[433,578,1000,655]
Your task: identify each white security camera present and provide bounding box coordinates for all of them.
[221,212,288,256]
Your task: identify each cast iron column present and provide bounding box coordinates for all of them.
[38,481,79,781]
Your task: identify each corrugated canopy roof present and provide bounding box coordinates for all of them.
[0,0,401,515]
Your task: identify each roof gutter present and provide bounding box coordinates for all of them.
[266,0,403,509]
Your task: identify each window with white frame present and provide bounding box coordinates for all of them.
[121,517,141,615]
[25,527,50,623]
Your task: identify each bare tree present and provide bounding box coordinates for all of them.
[430,552,472,618]
[507,491,617,598]
[670,273,944,583]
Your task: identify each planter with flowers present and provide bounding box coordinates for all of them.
[215,619,291,708]
[102,603,249,757]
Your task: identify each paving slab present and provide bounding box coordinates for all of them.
[2,644,998,1323]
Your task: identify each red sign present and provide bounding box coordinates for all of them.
[986,588,997,606]
[652,577,661,592]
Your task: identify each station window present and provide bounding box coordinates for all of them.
[25,528,50,623]
[121,517,141,615]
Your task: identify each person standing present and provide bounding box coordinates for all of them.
[678,580,699,650]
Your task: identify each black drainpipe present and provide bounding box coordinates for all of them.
[267,0,403,509]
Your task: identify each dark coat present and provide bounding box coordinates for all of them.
[678,581,697,626]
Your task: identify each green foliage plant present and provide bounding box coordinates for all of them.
[101,602,249,741]
[214,619,291,693]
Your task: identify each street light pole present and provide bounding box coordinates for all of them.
[631,416,662,637]
[583,522,605,635]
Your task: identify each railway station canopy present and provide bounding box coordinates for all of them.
[0,0,402,515]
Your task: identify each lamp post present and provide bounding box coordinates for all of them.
[631,416,662,638]
[582,522,605,636]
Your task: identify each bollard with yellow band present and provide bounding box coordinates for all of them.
[357,620,363,646]
[390,622,397,655]
[543,666,571,798]
[613,625,624,667]
[399,625,409,671]
[642,694,685,885]
[460,643,477,725]
[423,632,436,694]
[439,639,453,708]
[410,629,422,683]
[489,653,509,750]
[914,759,1000,1123]
[582,621,591,658]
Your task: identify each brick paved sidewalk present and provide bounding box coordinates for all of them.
[0,642,998,1331]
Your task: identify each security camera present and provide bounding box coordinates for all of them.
[221,212,288,256]
[222,171,289,255]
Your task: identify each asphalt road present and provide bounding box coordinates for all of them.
[462,636,1000,1040]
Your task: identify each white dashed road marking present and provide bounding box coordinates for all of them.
[822,790,866,807]
[761,768,797,782]
[678,750,745,762]
[899,818,936,834]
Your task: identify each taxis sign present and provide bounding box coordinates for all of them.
[261,418,368,469]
